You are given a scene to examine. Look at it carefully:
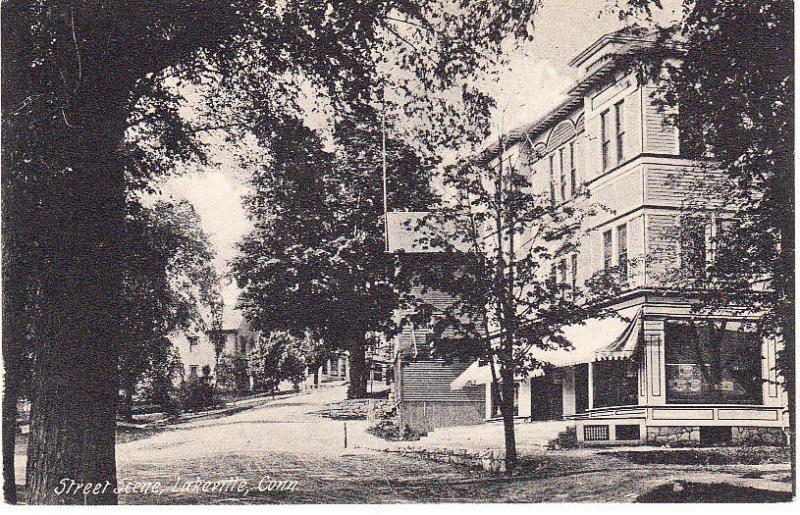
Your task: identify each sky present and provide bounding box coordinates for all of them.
[154,0,682,316]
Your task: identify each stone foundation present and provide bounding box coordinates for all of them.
[646,426,700,445]
[731,426,785,446]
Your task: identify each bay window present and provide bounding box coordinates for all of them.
[665,320,762,405]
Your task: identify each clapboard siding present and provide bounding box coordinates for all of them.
[643,85,678,154]
[645,164,729,209]
[645,212,680,286]
[400,360,483,402]
[397,287,458,357]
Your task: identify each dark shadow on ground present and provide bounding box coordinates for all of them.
[636,481,792,503]
[602,447,791,466]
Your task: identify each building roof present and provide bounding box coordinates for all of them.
[477,28,672,164]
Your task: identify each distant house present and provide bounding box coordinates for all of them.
[172,309,258,382]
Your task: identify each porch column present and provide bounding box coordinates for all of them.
[587,363,594,410]
[518,379,532,418]
[484,382,493,419]
[762,337,782,407]
[562,367,576,417]
[643,319,666,404]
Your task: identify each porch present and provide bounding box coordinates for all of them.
[452,302,789,446]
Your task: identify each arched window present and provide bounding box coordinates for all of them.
[546,120,577,153]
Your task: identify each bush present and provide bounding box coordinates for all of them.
[179,367,218,412]
[137,345,183,415]
[552,426,578,449]
[216,353,250,393]
[366,419,424,441]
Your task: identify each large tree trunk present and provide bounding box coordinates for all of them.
[2,376,18,504]
[778,217,794,495]
[2,284,21,504]
[119,376,134,422]
[346,331,368,399]
[24,113,125,504]
[499,363,517,476]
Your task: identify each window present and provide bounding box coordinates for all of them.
[593,359,638,408]
[600,109,611,171]
[570,254,578,290]
[615,425,641,441]
[584,425,610,441]
[559,147,566,199]
[549,264,557,286]
[711,217,736,266]
[665,321,762,405]
[416,313,441,331]
[615,100,625,163]
[617,224,628,279]
[569,141,577,196]
[602,230,613,270]
[549,155,555,203]
[189,365,198,378]
[188,336,198,352]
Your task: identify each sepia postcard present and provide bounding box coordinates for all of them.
[0,0,795,507]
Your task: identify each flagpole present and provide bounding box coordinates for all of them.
[381,90,390,252]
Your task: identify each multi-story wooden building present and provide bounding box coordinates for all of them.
[446,29,788,446]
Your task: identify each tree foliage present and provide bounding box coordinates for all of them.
[232,105,437,398]
[627,0,792,383]
[118,199,221,416]
[406,139,620,474]
[623,0,793,486]
[248,332,310,392]
[2,0,541,503]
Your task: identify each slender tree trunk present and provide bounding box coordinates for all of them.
[346,331,368,399]
[500,359,517,475]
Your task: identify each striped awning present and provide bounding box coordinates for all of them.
[449,359,499,390]
[450,307,642,390]
[594,308,642,361]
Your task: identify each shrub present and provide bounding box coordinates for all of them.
[180,369,218,412]
[216,353,250,393]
